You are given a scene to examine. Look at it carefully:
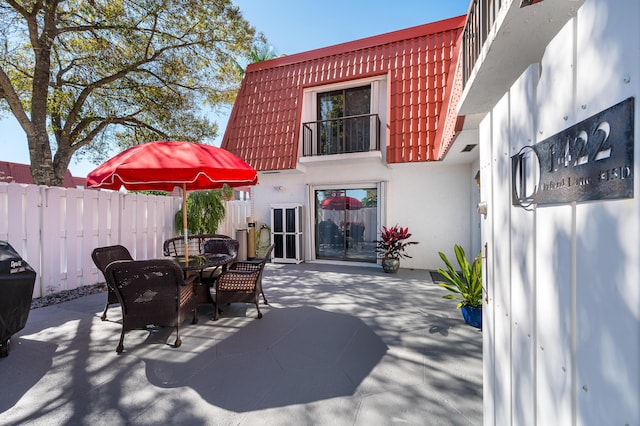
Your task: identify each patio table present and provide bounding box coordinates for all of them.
[171,254,235,305]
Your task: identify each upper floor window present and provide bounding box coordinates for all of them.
[314,86,372,155]
[318,86,371,121]
[301,76,385,158]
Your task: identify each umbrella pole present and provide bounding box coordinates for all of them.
[183,184,188,266]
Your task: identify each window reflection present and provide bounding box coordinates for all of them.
[315,188,377,262]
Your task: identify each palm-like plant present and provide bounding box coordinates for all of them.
[174,187,232,235]
[233,44,278,77]
[437,245,483,308]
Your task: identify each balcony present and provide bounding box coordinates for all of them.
[302,114,381,158]
[461,0,505,88]
[459,0,585,115]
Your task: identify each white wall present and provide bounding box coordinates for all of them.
[251,159,477,270]
[480,0,640,424]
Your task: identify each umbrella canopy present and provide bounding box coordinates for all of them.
[86,141,257,192]
[320,195,363,211]
[86,141,258,262]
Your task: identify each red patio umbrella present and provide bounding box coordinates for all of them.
[86,141,258,261]
[320,195,363,210]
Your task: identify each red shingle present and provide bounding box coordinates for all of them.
[222,15,465,171]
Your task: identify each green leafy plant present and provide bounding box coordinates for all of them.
[174,187,232,235]
[375,225,419,260]
[438,245,483,308]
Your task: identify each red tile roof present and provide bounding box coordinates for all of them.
[437,52,466,160]
[0,161,83,188]
[222,15,466,171]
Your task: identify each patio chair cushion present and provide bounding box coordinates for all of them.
[212,244,275,320]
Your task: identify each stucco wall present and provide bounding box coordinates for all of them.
[249,159,478,270]
[479,0,640,424]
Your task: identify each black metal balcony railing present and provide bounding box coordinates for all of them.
[302,113,381,157]
[462,0,505,86]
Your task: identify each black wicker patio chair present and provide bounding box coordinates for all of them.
[200,238,239,283]
[163,233,231,257]
[212,243,275,320]
[104,259,198,353]
[91,245,134,321]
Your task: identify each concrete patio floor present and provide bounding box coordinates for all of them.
[0,262,482,425]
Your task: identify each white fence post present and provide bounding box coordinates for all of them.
[217,200,251,237]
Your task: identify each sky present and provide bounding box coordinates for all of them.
[0,0,469,178]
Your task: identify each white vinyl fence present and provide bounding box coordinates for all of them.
[0,182,251,298]
[217,199,253,238]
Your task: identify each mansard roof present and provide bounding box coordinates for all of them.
[222,15,466,171]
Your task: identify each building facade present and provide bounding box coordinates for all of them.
[222,0,639,422]
[222,16,482,269]
[458,0,639,424]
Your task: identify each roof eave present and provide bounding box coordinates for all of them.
[246,15,467,72]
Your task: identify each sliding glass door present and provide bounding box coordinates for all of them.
[317,85,371,154]
[315,188,377,262]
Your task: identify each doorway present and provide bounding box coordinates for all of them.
[315,188,377,262]
[317,85,371,154]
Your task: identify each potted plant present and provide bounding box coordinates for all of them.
[437,244,483,328]
[375,225,419,273]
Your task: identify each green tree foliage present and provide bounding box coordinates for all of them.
[233,42,278,77]
[0,0,262,186]
[362,190,377,207]
[174,186,232,235]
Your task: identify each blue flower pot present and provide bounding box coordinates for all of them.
[461,305,482,329]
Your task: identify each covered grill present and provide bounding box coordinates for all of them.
[0,241,36,357]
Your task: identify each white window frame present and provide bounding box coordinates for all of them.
[299,75,387,158]
[305,181,385,264]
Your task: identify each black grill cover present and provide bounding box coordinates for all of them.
[0,241,36,346]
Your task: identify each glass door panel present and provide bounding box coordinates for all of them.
[315,188,377,262]
[318,90,343,155]
[344,87,371,153]
[317,85,371,155]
